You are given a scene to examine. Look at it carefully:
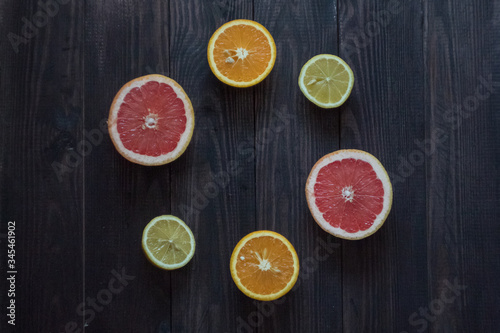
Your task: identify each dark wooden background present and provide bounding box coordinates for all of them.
[1,0,499,332]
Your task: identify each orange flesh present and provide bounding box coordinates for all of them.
[234,236,295,295]
[213,24,272,82]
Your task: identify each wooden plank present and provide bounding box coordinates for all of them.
[254,0,342,332]
[424,0,500,331]
[168,0,257,332]
[338,0,428,332]
[1,1,498,332]
[0,0,85,332]
[83,1,172,332]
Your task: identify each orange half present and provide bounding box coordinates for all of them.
[230,231,299,301]
[207,19,276,87]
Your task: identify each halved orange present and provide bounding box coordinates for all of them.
[306,149,393,240]
[108,75,195,166]
[207,19,276,87]
[230,231,299,301]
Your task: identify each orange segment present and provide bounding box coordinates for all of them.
[208,20,276,87]
[230,231,299,301]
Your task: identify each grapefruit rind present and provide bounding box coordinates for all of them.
[305,150,393,240]
[141,215,196,270]
[207,19,277,88]
[108,74,195,166]
[230,230,300,301]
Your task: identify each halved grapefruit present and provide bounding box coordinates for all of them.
[108,75,195,166]
[306,149,393,240]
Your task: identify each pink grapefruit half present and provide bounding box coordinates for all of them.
[108,75,195,166]
[306,149,393,240]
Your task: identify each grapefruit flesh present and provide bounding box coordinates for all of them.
[108,75,194,166]
[314,158,384,233]
[306,150,392,240]
[117,81,186,156]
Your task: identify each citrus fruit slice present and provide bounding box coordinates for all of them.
[142,215,196,270]
[108,75,195,166]
[298,54,354,108]
[207,19,276,87]
[230,230,299,301]
[305,149,393,240]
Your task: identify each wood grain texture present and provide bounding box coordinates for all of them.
[0,0,499,332]
[254,0,342,332]
[338,0,428,332]
[83,1,172,332]
[0,0,85,332]
[424,0,500,331]
[168,1,257,332]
